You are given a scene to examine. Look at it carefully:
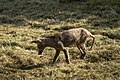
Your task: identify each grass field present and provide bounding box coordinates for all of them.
[0,0,120,80]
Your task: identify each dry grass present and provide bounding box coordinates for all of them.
[0,0,120,80]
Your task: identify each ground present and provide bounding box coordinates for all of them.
[0,0,120,80]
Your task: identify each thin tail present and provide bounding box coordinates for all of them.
[89,35,95,50]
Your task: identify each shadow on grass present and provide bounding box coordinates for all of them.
[18,62,54,70]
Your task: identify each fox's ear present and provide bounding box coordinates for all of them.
[31,40,42,44]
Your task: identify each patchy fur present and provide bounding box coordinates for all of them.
[31,28,95,64]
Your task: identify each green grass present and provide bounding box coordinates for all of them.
[0,0,120,80]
